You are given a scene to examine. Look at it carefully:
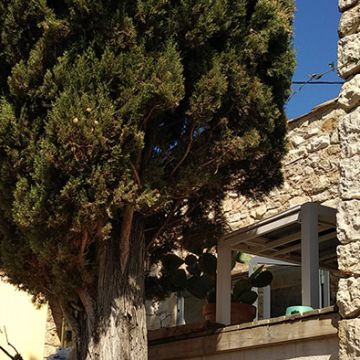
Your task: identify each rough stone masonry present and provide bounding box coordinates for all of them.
[336,0,360,359]
[223,98,342,232]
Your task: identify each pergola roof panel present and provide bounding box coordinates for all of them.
[222,203,338,270]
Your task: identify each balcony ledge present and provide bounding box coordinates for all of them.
[149,306,339,360]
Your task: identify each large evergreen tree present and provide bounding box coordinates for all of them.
[0,1,295,359]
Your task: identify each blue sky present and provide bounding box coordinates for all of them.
[285,0,342,119]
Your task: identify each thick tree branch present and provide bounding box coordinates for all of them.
[141,130,155,173]
[128,106,158,188]
[145,201,182,251]
[60,301,80,339]
[170,124,196,176]
[77,287,95,329]
[79,228,88,263]
[119,107,157,271]
[142,105,157,130]
[130,161,141,186]
[199,158,217,169]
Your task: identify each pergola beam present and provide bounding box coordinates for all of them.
[257,224,333,255]
[225,212,300,249]
[259,231,302,253]
[264,230,336,257]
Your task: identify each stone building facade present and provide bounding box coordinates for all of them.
[336,1,360,359]
[148,7,360,360]
[222,2,360,357]
[223,99,343,231]
[145,97,344,331]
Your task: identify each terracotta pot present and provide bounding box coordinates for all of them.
[202,303,256,325]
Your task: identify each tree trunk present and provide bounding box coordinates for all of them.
[73,217,148,360]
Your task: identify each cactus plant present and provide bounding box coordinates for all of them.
[155,252,272,305]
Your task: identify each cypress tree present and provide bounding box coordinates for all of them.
[0,1,295,358]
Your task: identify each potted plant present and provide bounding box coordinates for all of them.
[202,264,273,324]
[147,252,273,325]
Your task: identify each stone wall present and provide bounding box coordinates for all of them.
[224,99,343,231]
[336,1,360,359]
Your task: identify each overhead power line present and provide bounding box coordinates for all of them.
[287,62,340,102]
[292,81,344,85]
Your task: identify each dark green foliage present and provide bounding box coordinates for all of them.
[0,0,294,305]
[198,253,217,277]
[186,274,214,300]
[147,252,218,300]
[185,254,197,266]
[162,254,185,272]
[157,254,272,305]
[233,279,252,297]
[234,290,258,305]
[250,268,273,288]
[232,266,273,304]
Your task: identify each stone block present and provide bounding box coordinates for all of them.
[322,198,339,208]
[337,277,360,318]
[325,128,339,145]
[339,74,360,110]
[302,174,330,194]
[316,159,334,173]
[288,195,311,207]
[337,201,360,244]
[254,204,267,219]
[341,138,360,158]
[284,148,307,165]
[337,241,360,273]
[339,109,360,159]
[278,193,291,205]
[290,134,305,147]
[339,0,360,11]
[339,319,360,360]
[308,153,320,163]
[338,33,360,79]
[304,166,314,175]
[321,116,339,132]
[303,127,319,139]
[312,190,332,203]
[227,211,246,224]
[340,107,360,136]
[326,144,341,156]
[307,135,330,153]
[265,208,281,218]
[339,157,360,199]
[339,3,360,36]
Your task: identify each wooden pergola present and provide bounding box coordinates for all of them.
[216,202,338,325]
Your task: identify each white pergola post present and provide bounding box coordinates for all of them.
[216,240,232,325]
[320,270,330,308]
[301,203,320,309]
[248,260,259,320]
[263,285,271,319]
